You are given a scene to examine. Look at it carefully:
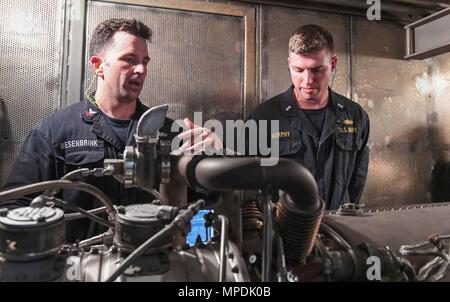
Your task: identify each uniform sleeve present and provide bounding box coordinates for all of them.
[0,127,56,208]
[348,112,370,204]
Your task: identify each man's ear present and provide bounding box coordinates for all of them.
[331,55,337,71]
[90,56,104,77]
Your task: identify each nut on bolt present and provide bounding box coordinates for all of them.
[117,206,126,214]
[0,208,8,217]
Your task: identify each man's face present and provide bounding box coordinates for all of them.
[288,49,336,104]
[98,31,149,103]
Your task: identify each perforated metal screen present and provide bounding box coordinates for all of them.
[351,19,431,207]
[260,6,432,207]
[0,0,63,185]
[84,1,245,124]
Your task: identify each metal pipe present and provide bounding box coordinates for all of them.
[65,206,107,220]
[218,215,229,282]
[238,0,435,20]
[262,195,272,282]
[78,232,114,248]
[53,198,114,229]
[0,180,116,219]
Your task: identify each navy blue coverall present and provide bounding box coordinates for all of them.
[1,99,176,242]
[246,86,370,210]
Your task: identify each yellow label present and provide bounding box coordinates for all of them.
[343,119,354,125]
[272,131,290,139]
[338,126,357,133]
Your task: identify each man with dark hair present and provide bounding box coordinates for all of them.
[246,24,370,210]
[1,18,221,241]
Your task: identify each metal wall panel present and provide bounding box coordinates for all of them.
[351,18,430,207]
[427,52,450,203]
[84,1,245,124]
[260,6,350,103]
[260,5,432,207]
[0,0,64,185]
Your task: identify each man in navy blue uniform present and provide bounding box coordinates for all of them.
[1,18,221,241]
[246,24,370,210]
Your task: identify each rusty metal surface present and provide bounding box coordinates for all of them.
[427,52,450,203]
[351,18,430,207]
[260,6,350,102]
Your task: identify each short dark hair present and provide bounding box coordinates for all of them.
[288,24,334,55]
[89,18,152,57]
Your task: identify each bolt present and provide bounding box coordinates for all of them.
[0,208,8,217]
[117,206,126,214]
[36,216,46,223]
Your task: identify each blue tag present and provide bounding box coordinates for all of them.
[186,209,214,247]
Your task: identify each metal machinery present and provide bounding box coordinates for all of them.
[1,105,450,282]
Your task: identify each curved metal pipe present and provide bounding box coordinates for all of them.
[0,180,116,219]
[186,157,320,212]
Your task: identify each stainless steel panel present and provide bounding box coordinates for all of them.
[427,52,450,203]
[0,0,64,185]
[405,7,450,59]
[352,18,430,207]
[260,6,350,102]
[84,0,245,123]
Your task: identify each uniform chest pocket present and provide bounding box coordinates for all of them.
[56,150,105,176]
[278,137,302,156]
[335,132,363,151]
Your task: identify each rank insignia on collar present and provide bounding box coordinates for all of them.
[343,119,354,125]
[84,108,98,118]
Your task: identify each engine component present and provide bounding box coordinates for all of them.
[114,203,178,254]
[61,240,248,282]
[242,201,263,234]
[112,104,170,192]
[0,205,65,260]
[8,104,450,283]
[0,205,67,282]
[275,192,324,266]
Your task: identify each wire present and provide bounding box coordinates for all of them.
[85,76,99,109]
[330,68,337,89]
[0,180,116,219]
[64,206,107,220]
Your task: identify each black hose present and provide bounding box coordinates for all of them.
[187,157,320,212]
[184,156,323,267]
